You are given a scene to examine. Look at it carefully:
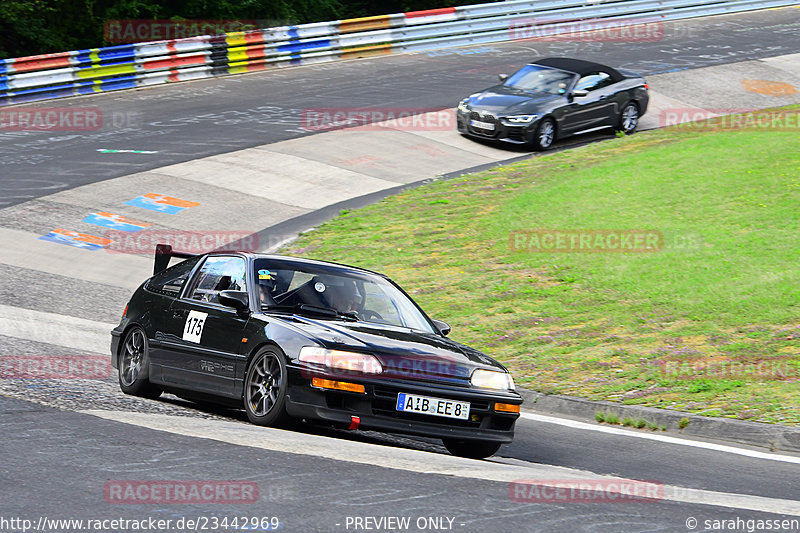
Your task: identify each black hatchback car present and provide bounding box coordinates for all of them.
[456,57,649,150]
[111,245,522,458]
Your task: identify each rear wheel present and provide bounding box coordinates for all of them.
[244,348,293,427]
[442,438,502,459]
[618,102,639,134]
[118,327,162,399]
[531,118,556,151]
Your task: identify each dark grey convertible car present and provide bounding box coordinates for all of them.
[456,57,649,150]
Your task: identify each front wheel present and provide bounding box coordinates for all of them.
[244,348,293,427]
[442,438,502,459]
[618,102,639,135]
[118,327,162,399]
[531,118,556,151]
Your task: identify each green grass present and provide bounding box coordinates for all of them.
[283,106,800,425]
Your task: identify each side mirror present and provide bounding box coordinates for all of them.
[572,89,589,98]
[432,319,451,337]
[219,290,250,315]
[498,74,508,82]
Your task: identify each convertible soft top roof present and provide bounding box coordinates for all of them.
[532,57,623,82]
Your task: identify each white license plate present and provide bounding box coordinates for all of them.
[396,393,470,420]
[470,119,495,130]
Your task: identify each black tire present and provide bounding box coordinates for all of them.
[442,438,502,459]
[243,347,293,427]
[531,118,556,151]
[118,327,162,399]
[617,102,639,135]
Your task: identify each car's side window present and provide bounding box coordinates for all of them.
[575,71,613,92]
[186,256,247,305]
[145,256,201,297]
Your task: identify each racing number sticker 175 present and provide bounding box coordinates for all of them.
[183,310,208,343]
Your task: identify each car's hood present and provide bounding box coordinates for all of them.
[468,85,561,115]
[283,315,507,381]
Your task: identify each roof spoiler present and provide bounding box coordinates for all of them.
[154,243,197,275]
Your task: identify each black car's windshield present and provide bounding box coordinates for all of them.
[254,258,436,333]
[503,64,576,94]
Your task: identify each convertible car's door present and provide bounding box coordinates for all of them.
[560,72,618,134]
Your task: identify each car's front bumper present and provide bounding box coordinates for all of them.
[285,366,522,442]
[456,109,536,145]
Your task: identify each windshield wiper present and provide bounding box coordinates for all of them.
[264,303,358,321]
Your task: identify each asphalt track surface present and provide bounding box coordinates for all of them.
[3,396,800,533]
[2,7,800,208]
[2,8,800,533]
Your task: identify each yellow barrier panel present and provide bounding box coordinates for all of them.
[339,15,392,34]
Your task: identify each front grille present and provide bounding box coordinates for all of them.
[468,111,497,137]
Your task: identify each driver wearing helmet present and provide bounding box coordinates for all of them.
[257,269,277,306]
[325,279,361,314]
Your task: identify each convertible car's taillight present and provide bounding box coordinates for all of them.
[122,304,128,319]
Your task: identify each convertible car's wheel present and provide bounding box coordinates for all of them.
[618,102,639,134]
[442,438,502,459]
[118,327,162,399]
[244,348,292,427]
[532,118,556,151]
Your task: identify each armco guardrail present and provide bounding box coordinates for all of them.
[2,0,798,106]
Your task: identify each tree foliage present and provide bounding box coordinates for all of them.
[0,0,492,59]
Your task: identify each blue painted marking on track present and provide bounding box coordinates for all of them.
[38,232,105,251]
[82,213,148,233]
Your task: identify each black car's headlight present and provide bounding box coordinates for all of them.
[503,114,538,124]
[470,369,515,390]
[299,346,383,375]
[457,99,470,113]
